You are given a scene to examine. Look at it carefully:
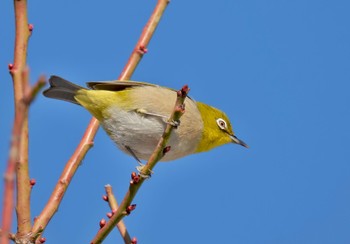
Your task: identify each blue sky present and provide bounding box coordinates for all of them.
[1,0,350,243]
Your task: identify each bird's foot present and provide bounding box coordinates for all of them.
[167,119,180,128]
[136,164,153,179]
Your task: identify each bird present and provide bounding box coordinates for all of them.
[43,76,247,162]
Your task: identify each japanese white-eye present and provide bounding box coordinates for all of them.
[43,76,247,161]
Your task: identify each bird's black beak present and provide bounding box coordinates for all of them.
[230,135,249,148]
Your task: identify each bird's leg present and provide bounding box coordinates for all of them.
[135,109,180,128]
[125,145,153,178]
[135,108,168,121]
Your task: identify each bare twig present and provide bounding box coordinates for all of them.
[31,119,99,242]
[9,0,33,239]
[105,185,132,243]
[31,0,170,240]
[1,72,46,244]
[120,0,170,80]
[90,85,189,244]
[1,94,26,244]
[1,0,34,243]
[23,75,46,105]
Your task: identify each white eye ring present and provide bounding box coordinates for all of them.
[216,118,227,130]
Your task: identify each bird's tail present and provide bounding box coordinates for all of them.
[43,76,85,105]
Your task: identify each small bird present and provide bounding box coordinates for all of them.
[43,76,247,162]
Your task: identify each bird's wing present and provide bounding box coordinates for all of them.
[86,80,159,91]
[87,80,195,102]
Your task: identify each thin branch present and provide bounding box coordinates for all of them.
[1,72,46,244]
[105,185,132,244]
[90,85,189,244]
[120,0,170,80]
[14,69,32,241]
[1,0,34,240]
[1,94,26,244]
[31,119,99,242]
[23,75,46,105]
[31,0,170,240]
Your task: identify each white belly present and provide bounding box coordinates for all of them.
[101,106,202,161]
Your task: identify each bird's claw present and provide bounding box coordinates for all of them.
[167,119,180,128]
[136,164,154,179]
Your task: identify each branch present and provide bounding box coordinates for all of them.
[90,85,189,244]
[104,185,132,244]
[120,0,170,80]
[1,0,34,242]
[31,119,99,242]
[11,0,33,238]
[31,0,170,240]
[1,72,45,244]
[0,94,26,244]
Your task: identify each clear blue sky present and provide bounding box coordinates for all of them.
[1,1,350,243]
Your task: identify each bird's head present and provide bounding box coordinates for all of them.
[195,102,248,153]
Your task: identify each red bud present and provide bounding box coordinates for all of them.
[30,178,36,187]
[138,45,148,54]
[126,204,137,215]
[99,219,106,228]
[28,24,34,32]
[102,195,108,202]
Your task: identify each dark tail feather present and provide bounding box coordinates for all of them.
[43,76,84,105]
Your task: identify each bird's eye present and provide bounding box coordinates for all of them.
[216,118,227,130]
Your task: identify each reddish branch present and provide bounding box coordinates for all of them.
[119,0,170,79]
[0,92,27,244]
[0,0,35,243]
[11,0,33,239]
[1,72,45,244]
[104,185,132,243]
[31,119,99,243]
